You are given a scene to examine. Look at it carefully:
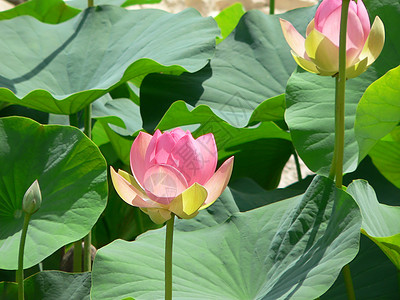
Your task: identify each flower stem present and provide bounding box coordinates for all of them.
[88,0,94,7]
[343,264,356,300]
[83,103,93,272]
[83,233,92,271]
[73,241,82,272]
[293,151,303,181]
[269,0,275,15]
[17,213,31,300]
[165,215,175,300]
[328,0,356,299]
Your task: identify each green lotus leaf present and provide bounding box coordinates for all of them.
[355,65,400,161]
[0,271,90,300]
[91,176,361,300]
[0,116,107,269]
[140,6,318,129]
[155,100,292,189]
[214,2,245,43]
[347,180,400,269]
[0,6,218,114]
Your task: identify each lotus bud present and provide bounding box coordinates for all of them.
[22,180,42,215]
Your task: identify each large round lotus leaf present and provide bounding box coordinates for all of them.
[0,5,218,114]
[0,117,107,270]
[91,176,361,300]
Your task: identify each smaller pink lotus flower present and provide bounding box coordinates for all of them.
[280,0,385,78]
[111,128,234,224]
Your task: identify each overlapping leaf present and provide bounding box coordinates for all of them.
[155,101,292,189]
[140,6,318,129]
[0,117,107,269]
[91,176,361,300]
[0,271,90,300]
[347,180,400,269]
[0,6,218,114]
[285,68,374,175]
[354,66,400,161]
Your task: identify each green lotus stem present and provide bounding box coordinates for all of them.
[293,151,302,181]
[88,0,94,7]
[17,213,31,300]
[165,214,175,300]
[343,264,356,300]
[82,104,93,272]
[84,104,92,139]
[69,113,83,273]
[73,241,82,272]
[83,233,92,271]
[269,0,275,15]
[328,0,356,299]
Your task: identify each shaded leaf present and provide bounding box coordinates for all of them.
[0,271,90,300]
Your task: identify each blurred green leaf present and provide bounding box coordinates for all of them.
[214,2,245,43]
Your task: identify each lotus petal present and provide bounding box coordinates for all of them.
[200,156,234,210]
[305,29,339,74]
[143,164,188,205]
[168,134,203,185]
[195,133,218,185]
[359,16,385,67]
[279,18,307,58]
[169,183,208,219]
[141,207,171,224]
[130,131,152,187]
[110,167,157,208]
[346,56,368,79]
[291,51,319,74]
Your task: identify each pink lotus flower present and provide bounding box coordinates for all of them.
[111,128,234,224]
[280,0,385,78]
